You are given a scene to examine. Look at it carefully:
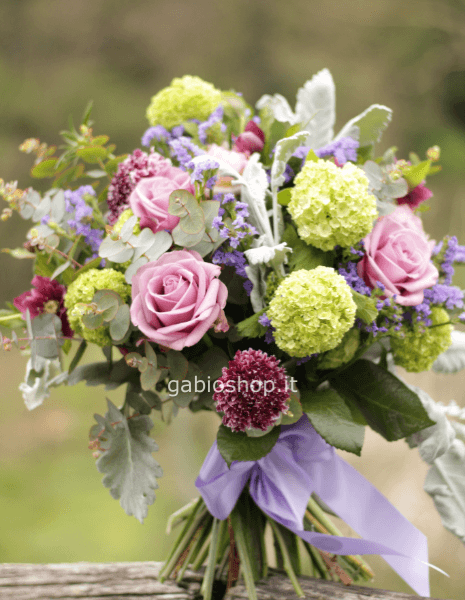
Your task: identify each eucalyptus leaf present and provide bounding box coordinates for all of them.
[142,230,172,262]
[125,256,148,284]
[110,304,130,341]
[301,387,365,455]
[217,424,281,468]
[171,224,205,248]
[67,361,112,387]
[30,313,64,363]
[140,364,162,391]
[98,236,125,259]
[110,246,135,263]
[32,196,52,222]
[94,399,163,523]
[82,311,105,330]
[119,215,139,242]
[167,350,188,380]
[168,189,199,217]
[171,362,203,408]
[332,359,436,441]
[50,260,72,281]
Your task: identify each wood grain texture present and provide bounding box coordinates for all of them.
[0,562,448,600]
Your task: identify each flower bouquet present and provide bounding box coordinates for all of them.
[1,69,465,600]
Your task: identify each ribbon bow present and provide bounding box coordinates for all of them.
[195,415,435,597]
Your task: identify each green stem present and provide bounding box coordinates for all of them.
[268,519,305,598]
[229,508,258,600]
[158,498,206,582]
[165,497,200,535]
[0,313,23,324]
[200,518,222,600]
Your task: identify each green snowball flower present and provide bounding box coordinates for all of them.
[64,268,131,347]
[288,158,377,251]
[146,75,222,129]
[267,266,357,357]
[391,307,453,373]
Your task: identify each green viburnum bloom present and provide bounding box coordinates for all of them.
[64,268,131,347]
[267,266,357,357]
[288,158,377,251]
[146,75,222,129]
[391,307,453,373]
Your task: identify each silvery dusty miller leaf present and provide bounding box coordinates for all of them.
[433,330,465,374]
[95,400,163,523]
[424,438,465,544]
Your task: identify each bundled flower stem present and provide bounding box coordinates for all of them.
[161,489,374,600]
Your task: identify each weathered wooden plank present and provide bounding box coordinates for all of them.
[0,562,448,600]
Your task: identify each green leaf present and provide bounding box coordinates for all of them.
[217,424,281,467]
[91,135,109,146]
[282,224,333,272]
[67,361,111,387]
[280,392,303,425]
[1,247,36,259]
[168,189,199,217]
[402,159,431,189]
[277,188,292,206]
[236,309,266,338]
[300,387,365,455]
[105,154,128,176]
[140,365,161,391]
[171,362,202,408]
[82,310,105,330]
[167,350,188,380]
[351,290,378,324]
[69,255,102,282]
[171,224,205,248]
[76,146,108,163]
[94,400,163,523]
[68,339,87,374]
[109,304,130,341]
[304,149,319,163]
[125,383,153,415]
[30,313,64,363]
[332,359,436,441]
[31,158,58,178]
[93,289,122,322]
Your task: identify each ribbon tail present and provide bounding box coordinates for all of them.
[308,451,431,597]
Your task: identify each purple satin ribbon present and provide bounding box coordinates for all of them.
[195,415,431,597]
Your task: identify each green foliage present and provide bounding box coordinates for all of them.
[351,289,379,324]
[280,392,303,425]
[300,387,365,455]
[332,359,436,441]
[216,423,281,467]
[402,159,431,189]
[282,224,333,272]
[29,312,64,367]
[236,309,267,338]
[92,399,163,523]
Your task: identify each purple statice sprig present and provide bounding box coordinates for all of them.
[186,157,220,197]
[198,105,226,145]
[258,313,275,344]
[141,124,185,156]
[212,193,258,250]
[433,235,465,285]
[212,248,253,295]
[168,136,205,170]
[64,185,105,257]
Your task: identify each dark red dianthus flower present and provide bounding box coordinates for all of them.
[233,121,265,155]
[214,348,290,432]
[13,275,73,338]
[397,182,433,209]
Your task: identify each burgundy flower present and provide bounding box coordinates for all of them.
[233,121,265,155]
[14,276,73,337]
[214,348,290,432]
[106,149,175,224]
[397,182,432,209]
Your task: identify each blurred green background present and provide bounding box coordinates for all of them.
[1,1,465,598]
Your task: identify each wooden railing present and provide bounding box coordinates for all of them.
[0,561,448,600]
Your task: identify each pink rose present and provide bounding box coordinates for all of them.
[206,144,249,194]
[130,250,228,351]
[233,120,265,155]
[357,205,438,306]
[129,166,194,233]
